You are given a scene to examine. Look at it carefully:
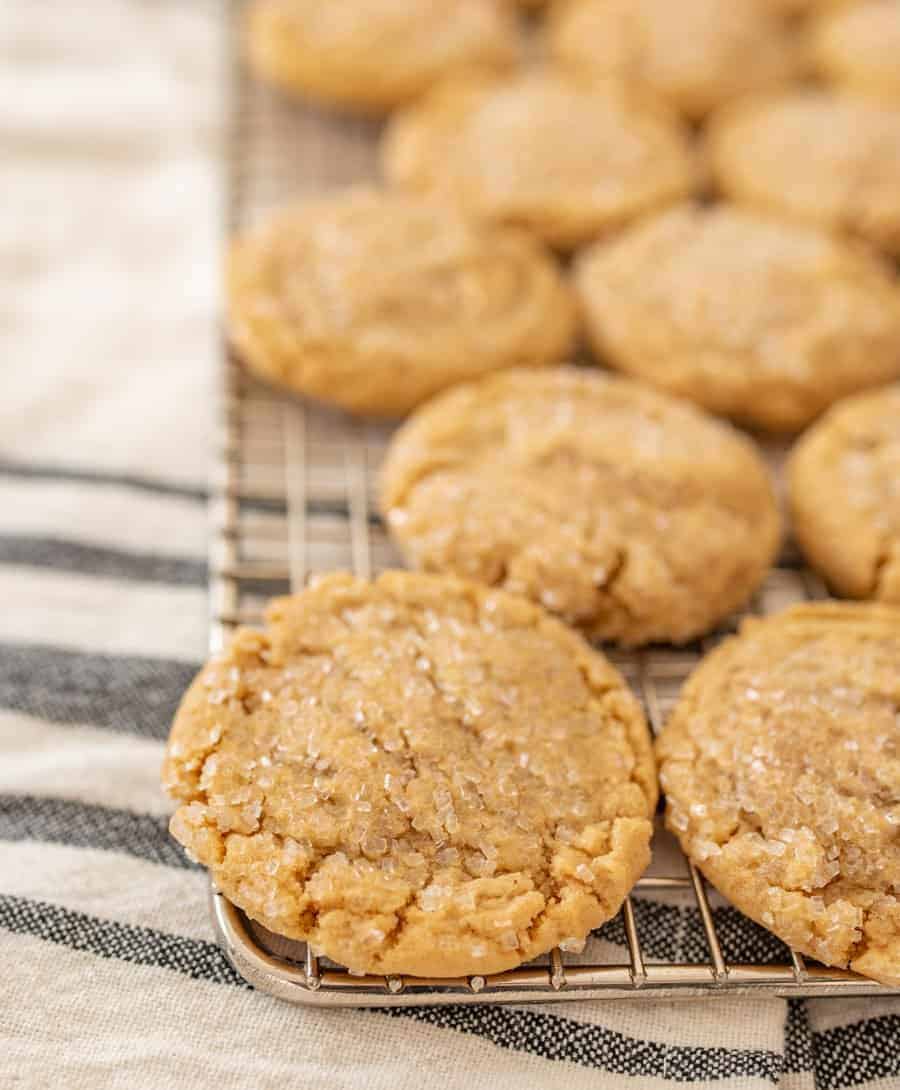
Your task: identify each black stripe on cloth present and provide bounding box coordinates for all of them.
[0,456,206,502]
[0,795,194,871]
[808,1012,900,1090]
[0,455,383,524]
[786,998,900,1089]
[222,496,382,523]
[0,535,206,587]
[226,498,383,525]
[598,895,789,965]
[784,1000,815,1075]
[383,1006,783,1084]
[0,893,246,987]
[0,892,781,1084]
[0,643,198,737]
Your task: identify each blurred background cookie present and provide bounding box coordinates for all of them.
[708,90,900,256]
[381,367,780,646]
[810,0,900,99]
[245,0,521,114]
[227,188,577,416]
[575,203,900,432]
[657,602,900,987]
[788,385,900,601]
[547,0,800,121]
[381,70,697,250]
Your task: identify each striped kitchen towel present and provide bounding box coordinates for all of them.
[1,1,898,1087]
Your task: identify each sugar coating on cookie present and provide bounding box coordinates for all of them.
[381,70,696,250]
[657,602,900,986]
[380,368,780,646]
[789,386,900,602]
[709,90,900,257]
[811,0,900,100]
[575,203,900,432]
[163,571,657,977]
[245,0,520,113]
[547,0,799,120]
[227,188,577,417]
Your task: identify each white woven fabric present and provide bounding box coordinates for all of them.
[1,2,897,1087]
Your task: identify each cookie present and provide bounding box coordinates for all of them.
[245,0,520,114]
[380,368,780,646]
[227,188,577,417]
[709,90,900,257]
[162,571,657,977]
[575,203,900,432]
[657,602,900,986]
[547,0,799,121]
[788,386,900,602]
[811,1,900,100]
[381,70,696,250]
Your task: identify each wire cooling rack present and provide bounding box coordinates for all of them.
[207,1,899,1005]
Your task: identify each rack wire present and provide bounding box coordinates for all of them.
[208,1,899,1006]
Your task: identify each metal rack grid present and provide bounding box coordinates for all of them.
[207,2,899,1006]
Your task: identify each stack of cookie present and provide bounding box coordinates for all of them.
[163,0,900,986]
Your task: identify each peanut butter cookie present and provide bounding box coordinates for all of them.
[227,188,577,417]
[547,0,799,121]
[657,602,900,986]
[380,368,780,646]
[162,571,657,977]
[381,70,696,250]
[811,0,900,100]
[575,203,900,432]
[709,90,900,257]
[245,0,520,114]
[789,386,900,602]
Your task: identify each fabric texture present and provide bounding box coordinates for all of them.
[1,1,898,1087]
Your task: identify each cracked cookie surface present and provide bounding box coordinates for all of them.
[656,602,900,986]
[162,571,657,976]
[788,386,900,602]
[381,70,696,250]
[709,90,900,257]
[245,0,520,114]
[575,203,900,432]
[547,0,799,121]
[227,188,577,417]
[380,368,780,646]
